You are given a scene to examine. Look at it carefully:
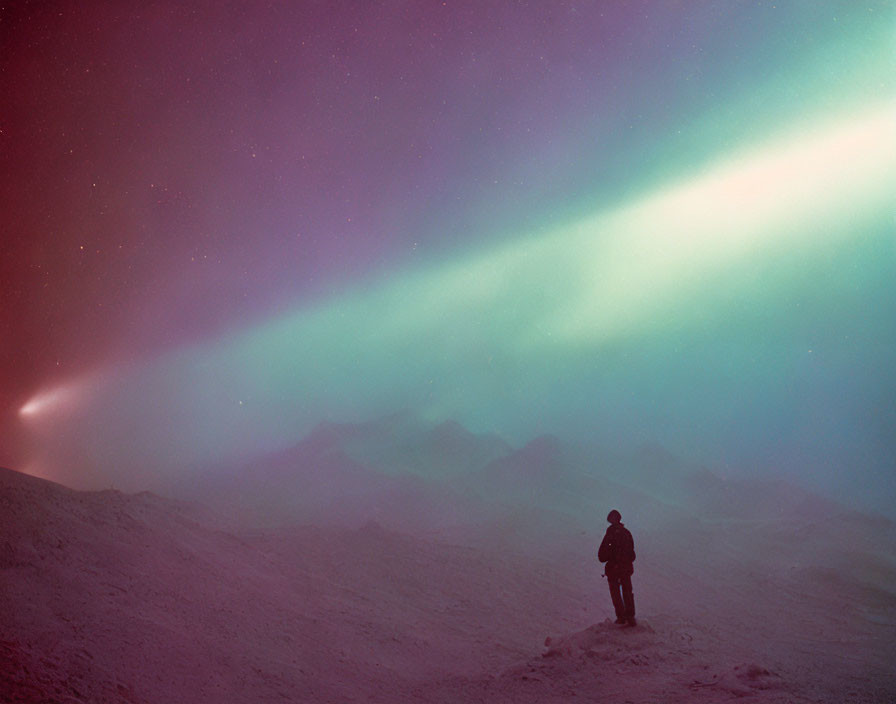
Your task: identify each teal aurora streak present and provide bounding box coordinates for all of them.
[20,4,896,512]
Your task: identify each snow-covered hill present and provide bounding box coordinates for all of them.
[2,420,894,703]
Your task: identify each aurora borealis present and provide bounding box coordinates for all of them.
[2,2,895,512]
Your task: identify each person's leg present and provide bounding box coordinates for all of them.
[620,574,635,624]
[607,576,625,621]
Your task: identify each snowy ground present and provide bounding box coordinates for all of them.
[2,424,894,703]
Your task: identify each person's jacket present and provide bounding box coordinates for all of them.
[598,522,635,578]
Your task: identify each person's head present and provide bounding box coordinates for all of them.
[607,509,621,524]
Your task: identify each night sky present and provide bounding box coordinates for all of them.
[2,2,895,512]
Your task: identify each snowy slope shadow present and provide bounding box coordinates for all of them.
[419,618,812,704]
[542,620,790,700]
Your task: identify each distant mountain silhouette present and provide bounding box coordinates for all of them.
[330,416,513,478]
[471,434,566,487]
[175,416,512,531]
[683,469,841,521]
[454,434,640,530]
[175,416,865,536]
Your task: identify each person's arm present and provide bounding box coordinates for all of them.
[598,534,611,563]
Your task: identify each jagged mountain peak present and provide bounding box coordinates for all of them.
[519,434,563,459]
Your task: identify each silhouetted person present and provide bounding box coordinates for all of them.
[598,509,636,626]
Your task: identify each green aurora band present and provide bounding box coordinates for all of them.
[20,16,896,510]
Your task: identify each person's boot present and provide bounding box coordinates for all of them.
[614,617,627,624]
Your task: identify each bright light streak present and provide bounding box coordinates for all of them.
[550,101,896,340]
[20,391,61,416]
[19,379,90,419]
[20,102,895,475]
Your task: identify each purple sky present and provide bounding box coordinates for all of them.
[3,1,894,512]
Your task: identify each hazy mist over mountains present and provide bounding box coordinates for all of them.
[4,414,894,702]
